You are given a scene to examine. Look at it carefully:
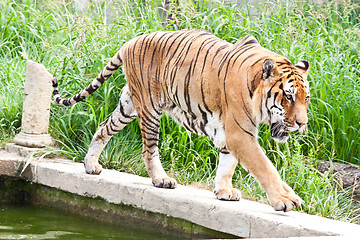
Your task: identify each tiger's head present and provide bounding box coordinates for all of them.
[259,58,310,143]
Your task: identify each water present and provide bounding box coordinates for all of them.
[0,204,183,240]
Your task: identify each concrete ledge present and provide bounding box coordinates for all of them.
[1,149,360,238]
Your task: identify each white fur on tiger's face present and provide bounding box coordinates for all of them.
[53,30,310,212]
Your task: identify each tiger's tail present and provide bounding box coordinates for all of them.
[52,51,123,106]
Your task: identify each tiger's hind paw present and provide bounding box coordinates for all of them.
[152,177,177,189]
[214,187,241,201]
[84,162,103,175]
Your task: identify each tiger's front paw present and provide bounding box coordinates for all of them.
[152,177,177,189]
[268,182,303,212]
[84,161,103,175]
[214,187,241,201]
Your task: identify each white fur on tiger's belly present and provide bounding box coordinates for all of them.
[205,114,226,148]
[165,106,226,149]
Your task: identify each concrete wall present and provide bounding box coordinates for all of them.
[1,148,360,239]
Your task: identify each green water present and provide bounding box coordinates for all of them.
[0,204,183,240]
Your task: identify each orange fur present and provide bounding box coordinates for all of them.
[53,29,310,211]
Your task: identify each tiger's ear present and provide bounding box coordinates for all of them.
[295,60,310,78]
[262,59,280,82]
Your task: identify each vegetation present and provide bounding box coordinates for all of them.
[0,0,359,223]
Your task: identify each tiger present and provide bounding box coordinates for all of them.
[52,29,310,212]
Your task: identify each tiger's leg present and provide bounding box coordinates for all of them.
[213,148,241,201]
[227,132,302,212]
[84,85,137,174]
[138,111,177,189]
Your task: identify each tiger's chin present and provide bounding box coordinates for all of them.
[270,123,290,143]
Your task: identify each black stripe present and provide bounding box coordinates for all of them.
[191,37,215,76]
[237,35,252,45]
[109,123,119,134]
[110,118,119,127]
[105,124,111,136]
[296,61,309,70]
[158,31,176,58]
[96,74,105,84]
[247,79,253,98]
[73,93,85,102]
[243,39,258,45]
[62,99,71,106]
[142,31,160,69]
[277,59,291,66]
[217,50,232,78]
[146,69,162,116]
[233,115,255,138]
[85,85,97,95]
[141,120,159,134]
[142,149,156,156]
[178,32,210,68]
[52,78,58,87]
[273,91,279,105]
[241,94,256,127]
[164,31,186,56]
[250,56,268,68]
[150,33,168,67]
[238,53,256,70]
[220,148,230,154]
[198,104,209,136]
[116,51,122,62]
[162,32,193,82]
[119,100,135,119]
[201,39,220,73]
[211,45,228,66]
[286,72,294,78]
[103,72,113,78]
[144,142,158,149]
[200,75,213,115]
[141,111,160,128]
[99,118,110,127]
[270,104,282,110]
[105,65,117,71]
[138,34,152,85]
[166,31,193,58]
[260,97,263,120]
[118,118,132,125]
[251,70,262,94]
[141,129,159,138]
[184,60,195,117]
[230,45,256,68]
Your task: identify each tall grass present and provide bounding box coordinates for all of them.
[0,0,359,222]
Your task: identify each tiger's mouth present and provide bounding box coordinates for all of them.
[270,122,290,143]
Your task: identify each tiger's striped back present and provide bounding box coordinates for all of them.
[119,30,282,145]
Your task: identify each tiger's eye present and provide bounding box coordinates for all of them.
[286,94,293,102]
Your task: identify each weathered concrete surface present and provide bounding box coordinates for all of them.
[5,142,50,157]
[14,60,53,147]
[1,149,360,238]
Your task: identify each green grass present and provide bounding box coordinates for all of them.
[1,0,360,223]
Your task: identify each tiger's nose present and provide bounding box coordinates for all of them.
[295,121,306,128]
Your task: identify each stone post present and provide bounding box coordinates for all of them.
[13,60,53,148]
